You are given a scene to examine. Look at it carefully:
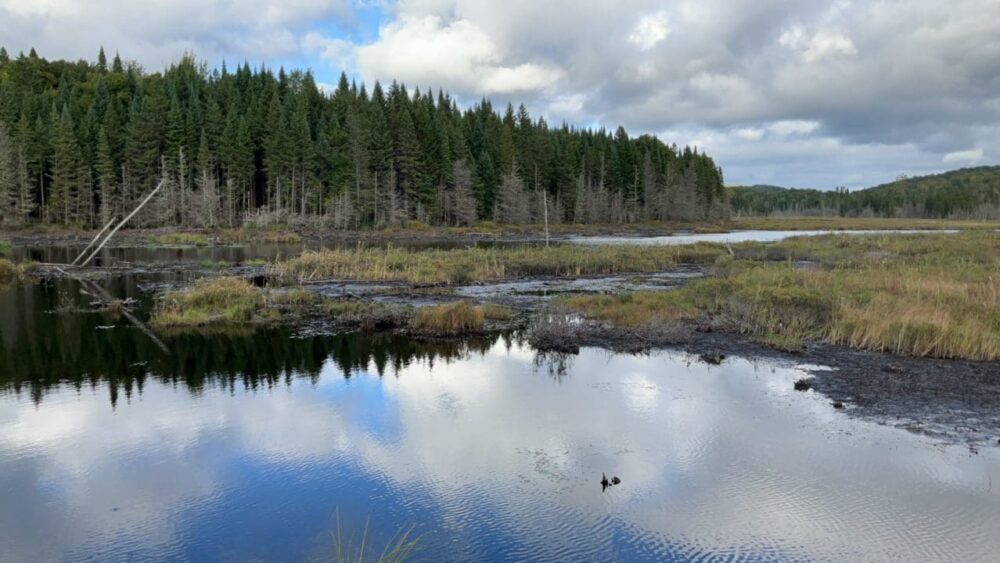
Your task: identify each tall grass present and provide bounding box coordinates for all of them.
[0,259,36,285]
[330,514,419,563]
[731,216,998,231]
[151,277,263,326]
[562,231,1000,360]
[273,244,721,285]
[410,302,485,335]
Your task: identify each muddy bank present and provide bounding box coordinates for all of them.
[528,316,1000,448]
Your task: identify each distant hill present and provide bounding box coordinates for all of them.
[729,166,1000,218]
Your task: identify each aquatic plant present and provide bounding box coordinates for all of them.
[331,513,419,563]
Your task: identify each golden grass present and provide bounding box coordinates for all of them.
[410,302,485,335]
[0,259,36,284]
[557,292,699,328]
[479,303,517,321]
[151,277,263,327]
[273,244,722,285]
[561,231,1000,360]
[731,216,998,231]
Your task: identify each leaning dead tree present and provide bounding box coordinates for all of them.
[77,179,166,268]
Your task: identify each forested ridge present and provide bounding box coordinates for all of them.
[0,48,726,229]
[729,166,1000,219]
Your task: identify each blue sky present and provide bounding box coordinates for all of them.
[1,0,997,189]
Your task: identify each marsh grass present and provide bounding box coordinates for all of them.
[151,277,263,327]
[556,292,699,328]
[219,228,303,244]
[731,216,997,231]
[0,259,36,285]
[561,231,1000,360]
[479,303,517,321]
[148,232,210,246]
[330,514,419,563]
[151,278,328,327]
[273,244,722,285]
[410,302,485,335]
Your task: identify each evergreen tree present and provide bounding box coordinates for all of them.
[0,121,16,224]
[0,48,728,228]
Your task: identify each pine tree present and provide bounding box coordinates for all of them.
[0,48,727,229]
[95,126,118,224]
[0,121,16,224]
[49,106,80,224]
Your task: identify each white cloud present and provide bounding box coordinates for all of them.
[628,11,670,51]
[770,120,821,136]
[943,148,983,164]
[302,32,354,71]
[803,30,857,62]
[1,0,997,187]
[354,14,560,93]
[735,128,765,141]
[780,26,856,62]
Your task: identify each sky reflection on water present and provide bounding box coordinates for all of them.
[1,333,998,562]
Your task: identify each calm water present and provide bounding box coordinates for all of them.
[568,229,960,246]
[2,268,999,561]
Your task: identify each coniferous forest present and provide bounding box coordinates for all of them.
[0,48,727,229]
[729,167,1000,219]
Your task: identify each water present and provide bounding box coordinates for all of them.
[568,229,960,246]
[2,276,999,561]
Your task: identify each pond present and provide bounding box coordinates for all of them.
[568,229,960,246]
[1,277,998,561]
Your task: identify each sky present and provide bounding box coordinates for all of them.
[1,0,997,189]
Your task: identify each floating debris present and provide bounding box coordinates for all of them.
[600,472,622,491]
[699,351,725,365]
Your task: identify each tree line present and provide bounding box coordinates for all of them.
[729,167,1000,219]
[0,47,727,229]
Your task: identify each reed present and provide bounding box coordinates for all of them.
[273,244,721,285]
[561,231,1000,360]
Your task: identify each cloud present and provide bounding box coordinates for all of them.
[770,120,821,136]
[629,11,670,51]
[0,0,355,68]
[943,148,984,164]
[354,14,561,93]
[0,0,997,187]
[780,26,856,62]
